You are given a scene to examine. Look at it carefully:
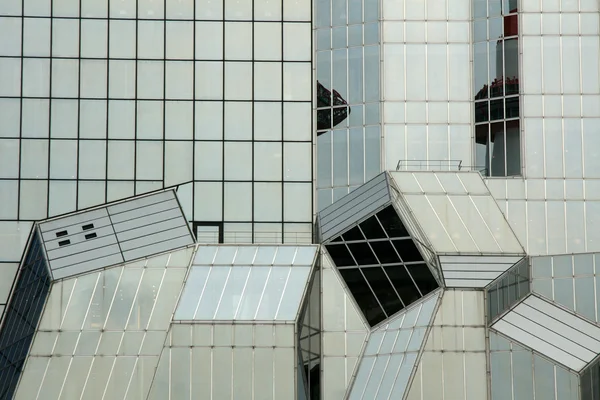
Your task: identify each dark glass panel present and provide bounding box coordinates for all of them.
[0,231,51,400]
[376,206,409,238]
[369,240,401,264]
[342,226,365,242]
[361,267,403,316]
[330,236,343,243]
[383,265,422,307]
[404,263,438,297]
[391,239,423,263]
[338,268,385,326]
[325,244,356,267]
[346,242,378,265]
[359,215,387,239]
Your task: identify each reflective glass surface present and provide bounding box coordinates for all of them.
[0,230,50,400]
[487,257,530,322]
[298,270,321,399]
[473,0,521,176]
[325,206,439,326]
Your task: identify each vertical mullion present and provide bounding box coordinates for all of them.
[16,1,25,220]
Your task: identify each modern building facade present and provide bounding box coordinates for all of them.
[1,0,600,398]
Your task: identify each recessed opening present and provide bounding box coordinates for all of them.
[85,233,97,240]
[58,240,71,246]
[82,223,94,231]
[55,230,68,238]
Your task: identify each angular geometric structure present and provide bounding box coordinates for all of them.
[347,292,440,400]
[388,171,525,287]
[316,81,351,133]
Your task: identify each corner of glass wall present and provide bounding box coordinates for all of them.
[473,0,522,177]
[486,256,530,322]
[298,267,322,399]
[0,227,51,399]
[581,355,600,400]
[315,0,382,211]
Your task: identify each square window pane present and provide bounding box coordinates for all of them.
[109,60,136,99]
[108,100,135,139]
[195,182,223,220]
[25,0,50,16]
[138,21,164,59]
[195,141,223,180]
[224,182,252,221]
[196,0,222,19]
[254,183,283,221]
[81,60,108,98]
[136,141,163,180]
[81,20,108,58]
[137,61,165,99]
[52,18,79,57]
[21,139,49,179]
[0,17,22,56]
[51,59,79,97]
[254,142,282,181]
[284,143,311,181]
[0,58,21,96]
[165,141,193,186]
[165,101,193,139]
[224,102,252,140]
[49,181,77,217]
[22,99,49,138]
[254,23,281,61]
[0,180,18,219]
[23,18,50,56]
[255,0,282,20]
[80,100,107,139]
[283,0,310,20]
[195,101,223,140]
[79,140,107,179]
[0,0,23,16]
[283,102,311,141]
[50,140,77,179]
[254,63,282,100]
[137,101,164,139]
[225,0,251,19]
[224,142,252,180]
[196,22,223,59]
[82,0,107,17]
[109,20,135,58]
[224,62,252,100]
[20,180,48,219]
[166,21,193,59]
[166,62,194,99]
[195,62,223,100]
[78,181,106,209]
[284,183,312,222]
[50,99,78,138]
[225,22,252,60]
[107,181,134,202]
[284,23,311,61]
[255,102,282,141]
[0,99,20,138]
[107,140,135,179]
[138,0,164,18]
[284,63,311,101]
[0,139,20,178]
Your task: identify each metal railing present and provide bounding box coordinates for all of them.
[195,231,314,245]
[395,159,464,171]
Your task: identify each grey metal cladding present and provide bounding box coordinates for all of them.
[108,191,194,262]
[318,172,391,242]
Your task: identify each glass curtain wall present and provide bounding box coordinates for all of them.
[474,0,521,177]
[315,0,382,211]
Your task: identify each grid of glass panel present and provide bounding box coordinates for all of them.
[0,0,313,245]
[174,245,318,321]
[487,257,530,321]
[298,270,321,400]
[13,249,189,400]
[315,0,382,211]
[473,0,521,177]
[348,293,439,400]
[489,331,579,400]
[325,206,438,326]
[0,231,50,400]
[148,323,297,399]
[407,290,487,399]
[531,253,600,323]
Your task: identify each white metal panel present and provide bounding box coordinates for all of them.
[50,243,123,270]
[122,236,194,261]
[119,226,191,252]
[45,225,118,256]
[492,319,587,371]
[41,215,113,244]
[106,190,174,214]
[111,208,183,233]
[492,295,600,371]
[39,208,110,233]
[108,198,181,224]
[114,214,186,243]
